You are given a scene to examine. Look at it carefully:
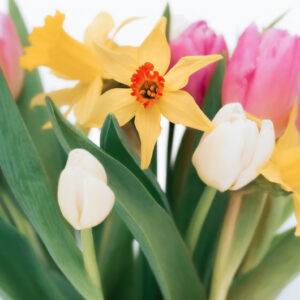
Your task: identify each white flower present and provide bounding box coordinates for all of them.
[192,103,275,192]
[58,148,115,229]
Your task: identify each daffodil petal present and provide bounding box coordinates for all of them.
[135,104,161,169]
[293,193,300,236]
[84,12,115,47]
[138,17,170,75]
[276,101,300,152]
[21,11,102,82]
[93,44,137,85]
[164,55,223,91]
[112,16,142,39]
[158,90,215,132]
[260,161,292,192]
[74,77,103,125]
[31,84,83,108]
[86,88,139,128]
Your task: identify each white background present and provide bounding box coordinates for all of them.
[1,0,300,299]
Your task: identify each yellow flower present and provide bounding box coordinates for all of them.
[260,102,300,235]
[21,11,138,125]
[85,18,222,169]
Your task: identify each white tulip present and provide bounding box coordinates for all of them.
[192,103,275,192]
[58,149,115,230]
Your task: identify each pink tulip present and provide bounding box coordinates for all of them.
[222,24,300,136]
[0,13,24,98]
[170,21,227,107]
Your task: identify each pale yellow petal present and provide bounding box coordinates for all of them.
[276,101,300,152]
[259,161,292,192]
[135,104,161,169]
[30,84,83,108]
[93,44,137,85]
[114,45,138,59]
[138,17,170,75]
[84,12,115,47]
[85,88,139,128]
[293,193,300,236]
[112,17,143,40]
[74,77,103,125]
[21,11,102,83]
[164,55,223,91]
[277,147,300,189]
[158,90,215,132]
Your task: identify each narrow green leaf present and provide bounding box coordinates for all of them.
[46,99,206,300]
[98,210,135,300]
[240,195,287,273]
[101,115,171,214]
[163,3,171,41]
[210,191,266,300]
[0,218,63,300]
[0,71,101,300]
[9,0,65,192]
[229,228,300,300]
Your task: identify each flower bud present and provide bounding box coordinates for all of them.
[0,13,24,98]
[58,149,115,230]
[192,103,275,192]
[222,24,300,136]
[170,21,227,107]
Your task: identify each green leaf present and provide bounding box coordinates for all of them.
[101,114,171,214]
[0,218,63,300]
[229,228,300,300]
[98,210,135,300]
[46,98,206,300]
[0,70,101,300]
[9,0,65,192]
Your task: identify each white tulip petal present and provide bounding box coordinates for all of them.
[212,103,245,126]
[236,120,259,172]
[66,148,107,183]
[231,120,275,190]
[58,167,83,230]
[192,120,248,192]
[80,176,115,229]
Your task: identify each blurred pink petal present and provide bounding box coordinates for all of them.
[170,21,227,107]
[0,13,24,98]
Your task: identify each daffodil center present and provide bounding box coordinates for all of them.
[130,62,164,108]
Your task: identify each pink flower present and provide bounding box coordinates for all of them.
[0,13,24,98]
[222,24,300,136]
[170,21,227,107]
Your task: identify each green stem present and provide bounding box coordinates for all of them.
[185,186,217,254]
[81,228,104,300]
[209,193,242,300]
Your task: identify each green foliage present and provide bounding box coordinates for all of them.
[0,70,101,300]
[46,98,206,300]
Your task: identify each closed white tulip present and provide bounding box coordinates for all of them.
[58,149,115,230]
[192,103,275,192]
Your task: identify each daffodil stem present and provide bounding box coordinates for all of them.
[167,122,175,174]
[81,228,104,300]
[185,186,217,254]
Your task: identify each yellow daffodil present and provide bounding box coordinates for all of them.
[85,17,222,169]
[21,10,138,125]
[260,102,300,235]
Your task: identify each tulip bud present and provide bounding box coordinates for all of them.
[192,103,275,192]
[170,21,227,107]
[222,24,300,136]
[58,149,115,230]
[0,13,24,98]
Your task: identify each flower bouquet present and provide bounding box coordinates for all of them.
[0,1,300,299]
